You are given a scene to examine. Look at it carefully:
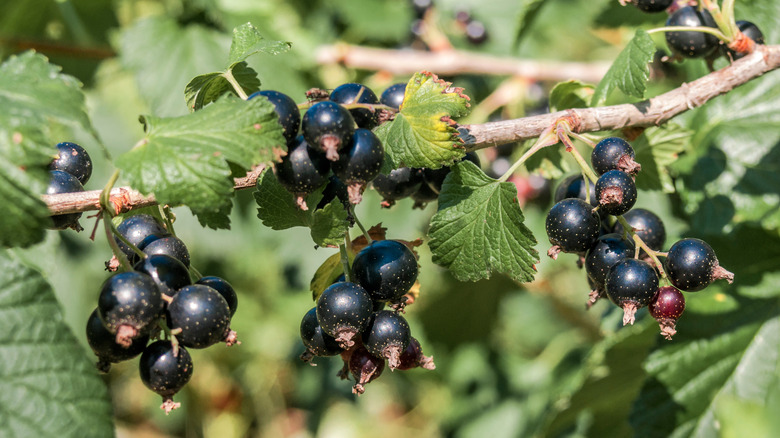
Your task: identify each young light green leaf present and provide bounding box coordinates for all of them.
[254,170,348,247]
[116,96,285,229]
[374,72,471,170]
[228,22,292,66]
[428,161,539,282]
[185,62,261,111]
[0,250,114,436]
[634,123,690,192]
[549,80,595,112]
[591,30,655,106]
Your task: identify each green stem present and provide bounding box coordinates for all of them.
[188,265,203,282]
[568,146,599,184]
[569,132,597,148]
[616,215,668,279]
[647,26,728,41]
[349,205,372,243]
[223,70,248,100]
[160,205,177,236]
[498,127,558,182]
[103,211,132,272]
[99,169,120,212]
[721,0,738,37]
[340,238,353,283]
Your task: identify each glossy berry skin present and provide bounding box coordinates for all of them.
[133,254,191,297]
[362,310,411,370]
[613,208,666,251]
[352,240,418,302]
[86,308,149,370]
[423,152,481,194]
[723,21,765,60]
[554,174,598,208]
[332,128,384,203]
[631,0,672,13]
[411,181,439,208]
[300,307,343,357]
[274,135,331,203]
[50,142,92,185]
[248,90,301,142]
[140,235,191,268]
[167,284,231,348]
[196,276,238,317]
[545,198,601,256]
[595,170,637,216]
[98,272,163,336]
[664,238,719,292]
[665,7,719,58]
[591,137,637,176]
[605,259,659,325]
[115,214,168,260]
[330,83,380,129]
[47,170,85,230]
[649,286,685,320]
[380,83,406,109]
[349,345,385,394]
[585,233,635,290]
[301,101,355,161]
[139,340,193,397]
[372,167,424,207]
[316,282,373,348]
[396,337,435,371]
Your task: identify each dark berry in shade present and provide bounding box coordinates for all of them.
[274,135,331,210]
[248,90,301,142]
[352,239,419,303]
[46,170,85,230]
[372,167,424,207]
[139,340,193,414]
[330,83,380,129]
[349,345,385,395]
[649,286,686,340]
[396,337,436,370]
[605,259,659,325]
[595,170,637,216]
[613,208,666,252]
[299,307,343,362]
[665,238,734,291]
[545,198,601,259]
[115,214,168,260]
[665,6,719,58]
[423,152,481,194]
[585,233,635,290]
[140,235,191,268]
[631,0,673,13]
[591,137,640,176]
[316,175,352,212]
[98,271,164,347]
[332,128,384,204]
[465,20,488,45]
[411,180,439,209]
[554,174,598,208]
[380,83,406,109]
[196,276,238,317]
[167,284,232,349]
[86,308,149,373]
[50,142,92,185]
[133,254,191,297]
[301,101,356,161]
[316,282,374,349]
[362,310,411,370]
[722,21,765,60]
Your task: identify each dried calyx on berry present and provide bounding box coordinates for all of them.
[649,286,685,340]
[545,198,601,259]
[605,259,659,325]
[664,238,734,292]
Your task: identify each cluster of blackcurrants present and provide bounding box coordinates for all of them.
[87,214,239,413]
[628,0,764,60]
[546,137,734,339]
[299,239,435,394]
[46,141,92,231]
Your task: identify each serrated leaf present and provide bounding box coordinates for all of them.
[549,80,594,112]
[634,124,690,192]
[428,161,539,282]
[374,72,471,170]
[591,30,655,106]
[116,96,285,229]
[0,250,114,437]
[227,22,292,66]
[254,170,348,247]
[185,62,261,112]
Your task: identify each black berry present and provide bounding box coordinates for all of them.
[665,6,719,58]
[115,214,168,260]
[248,90,301,142]
[196,276,238,317]
[301,101,355,161]
[274,135,331,210]
[167,284,232,349]
[605,259,659,325]
[316,281,373,349]
[554,174,598,208]
[372,167,424,208]
[380,83,406,109]
[591,137,640,176]
[133,254,191,297]
[585,233,635,290]
[649,286,685,340]
[46,170,85,230]
[139,340,193,414]
[664,238,734,291]
[49,141,92,185]
[97,271,164,347]
[86,308,149,373]
[545,198,601,259]
[140,235,191,268]
[299,307,343,362]
[330,83,380,129]
[630,0,673,13]
[396,337,435,370]
[722,21,765,60]
[332,128,384,204]
[613,208,666,252]
[349,345,385,395]
[411,180,439,209]
[465,20,488,45]
[362,310,411,370]
[595,170,637,216]
[352,239,419,303]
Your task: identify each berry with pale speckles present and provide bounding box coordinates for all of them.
[352,239,418,303]
[665,6,719,58]
[332,128,384,204]
[605,259,659,326]
[115,214,168,260]
[330,83,380,129]
[649,286,686,340]
[362,310,411,370]
[248,90,301,142]
[139,340,193,414]
[274,135,331,210]
[302,101,355,161]
[380,83,406,109]
[50,141,92,185]
[47,170,85,230]
[545,198,601,259]
[591,137,640,176]
[613,208,666,253]
[316,282,373,349]
[196,276,238,317]
[595,170,637,216]
[300,307,343,362]
[585,233,635,290]
[86,308,149,373]
[133,254,191,297]
[98,271,164,347]
[167,284,232,349]
[665,238,733,291]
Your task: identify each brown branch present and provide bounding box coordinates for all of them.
[316,43,612,84]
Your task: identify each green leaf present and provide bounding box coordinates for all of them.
[374,72,471,170]
[591,30,655,106]
[185,62,261,111]
[522,140,570,180]
[513,0,548,48]
[634,123,690,193]
[228,22,292,66]
[116,96,285,228]
[428,161,539,282]
[0,250,114,437]
[254,169,349,247]
[549,80,594,112]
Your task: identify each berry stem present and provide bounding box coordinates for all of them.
[160,205,177,237]
[498,124,558,182]
[223,70,249,100]
[568,132,597,148]
[349,205,372,243]
[615,215,668,279]
[567,143,599,184]
[340,239,353,283]
[647,26,728,41]
[99,170,135,271]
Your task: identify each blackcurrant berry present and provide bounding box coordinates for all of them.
[115,214,168,260]
[380,83,406,109]
[299,307,343,362]
[196,276,238,317]
[301,101,355,161]
[134,254,191,297]
[362,310,411,370]
[585,233,635,290]
[630,0,673,13]
[167,284,232,349]
[722,21,765,60]
[139,340,193,414]
[605,259,659,325]
[554,174,598,208]
[349,345,385,395]
[411,180,439,209]
[274,135,331,211]
[316,175,352,212]
[545,198,601,259]
[372,167,424,208]
[352,239,419,303]
[49,141,92,185]
[423,152,481,194]
[465,20,488,45]
[316,282,373,349]
[248,90,301,142]
[613,208,666,252]
[665,6,719,58]
[47,170,85,230]
[664,238,734,291]
[86,308,149,373]
[591,137,641,176]
[396,337,435,371]
[98,271,164,347]
[649,286,685,340]
[332,128,384,204]
[140,235,191,268]
[595,170,637,216]
[330,83,380,129]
